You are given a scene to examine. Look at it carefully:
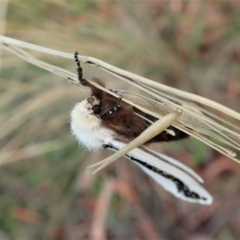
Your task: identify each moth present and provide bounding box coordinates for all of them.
[71,51,212,205]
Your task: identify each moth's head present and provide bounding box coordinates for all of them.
[72,95,101,117]
[86,96,101,114]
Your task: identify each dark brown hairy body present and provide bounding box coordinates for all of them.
[81,77,189,143]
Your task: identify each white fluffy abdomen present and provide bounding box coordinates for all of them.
[70,100,115,150]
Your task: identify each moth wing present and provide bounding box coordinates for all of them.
[105,140,213,205]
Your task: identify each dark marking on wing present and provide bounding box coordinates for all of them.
[103,144,207,201]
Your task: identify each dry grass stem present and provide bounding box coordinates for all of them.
[0,140,68,166]
[0,35,239,165]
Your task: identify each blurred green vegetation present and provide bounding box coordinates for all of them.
[1,0,240,239]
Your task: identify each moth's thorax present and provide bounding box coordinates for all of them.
[71,97,115,150]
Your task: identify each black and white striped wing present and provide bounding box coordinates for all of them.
[103,140,213,205]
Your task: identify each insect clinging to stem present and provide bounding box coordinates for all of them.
[70,51,213,205]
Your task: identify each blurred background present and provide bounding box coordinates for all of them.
[0,1,240,239]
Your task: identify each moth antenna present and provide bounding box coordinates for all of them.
[74,51,104,98]
[74,51,89,86]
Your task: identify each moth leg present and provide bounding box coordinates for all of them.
[116,95,122,108]
[101,95,122,120]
